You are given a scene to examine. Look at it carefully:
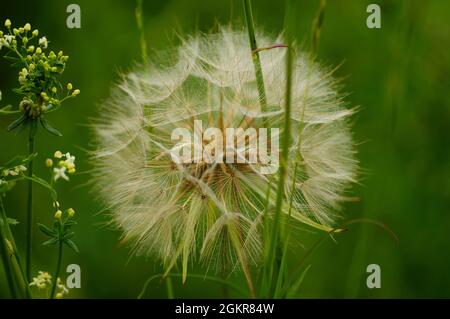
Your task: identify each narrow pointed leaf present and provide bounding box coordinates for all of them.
[63,239,79,253]
[38,223,57,237]
[285,265,311,298]
[40,117,62,137]
[7,114,27,131]
[43,238,59,246]
[7,218,19,226]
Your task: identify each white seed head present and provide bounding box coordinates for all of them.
[92,28,358,274]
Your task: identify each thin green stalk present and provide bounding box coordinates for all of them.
[220,262,230,298]
[25,127,35,282]
[0,220,17,298]
[165,276,174,299]
[311,0,326,54]
[265,0,294,296]
[273,164,298,298]
[50,241,63,299]
[0,198,30,298]
[259,182,272,296]
[136,0,148,62]
[243,0,268,113]
[243,0,272,298]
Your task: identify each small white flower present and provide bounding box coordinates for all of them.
[29,271,52,289]
[8,170,18,176]
[38,36,48,49]
[65,152,76,168]
[0,35,15,50]
[54,166,69,181]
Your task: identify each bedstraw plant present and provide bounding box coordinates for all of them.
[0,19,80,299]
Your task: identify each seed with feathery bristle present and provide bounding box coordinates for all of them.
[91,27,357,279]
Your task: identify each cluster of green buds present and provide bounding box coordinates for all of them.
[0,19,80,136]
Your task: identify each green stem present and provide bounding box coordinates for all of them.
[273,164,298,298]
[136,0,148,62]
[265,0,294,296]
[165,276,174,299]
[221,266,230,298]
[0,198,31,298]
[243,0,268,113]
[311,0,327,54]
[25,128,35,282]
[50,241,63,299]
[0,215,17,298]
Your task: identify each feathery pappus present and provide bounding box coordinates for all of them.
[91,27,358,279]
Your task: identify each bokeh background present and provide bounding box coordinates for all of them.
[1,0,449,298]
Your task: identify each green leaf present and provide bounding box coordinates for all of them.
[2,55,20,63]
[43,237,59,246]
[40,117,62,137]
[64,219,77,227]
[62,231,75,240]
[7,218,19,226]
[38,223,57,237]
[285,265,311,298]
[63,239,79,253]
[0,105,11,111]
[7,114,27,132]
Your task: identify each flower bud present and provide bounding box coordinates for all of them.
[67,208,75,217]
[45,158,53,167]
[54,210,62,220]
[4,19,11,28]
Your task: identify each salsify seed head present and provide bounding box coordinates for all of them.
[92,27,358,276]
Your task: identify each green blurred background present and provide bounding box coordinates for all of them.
[1,0,449,298]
